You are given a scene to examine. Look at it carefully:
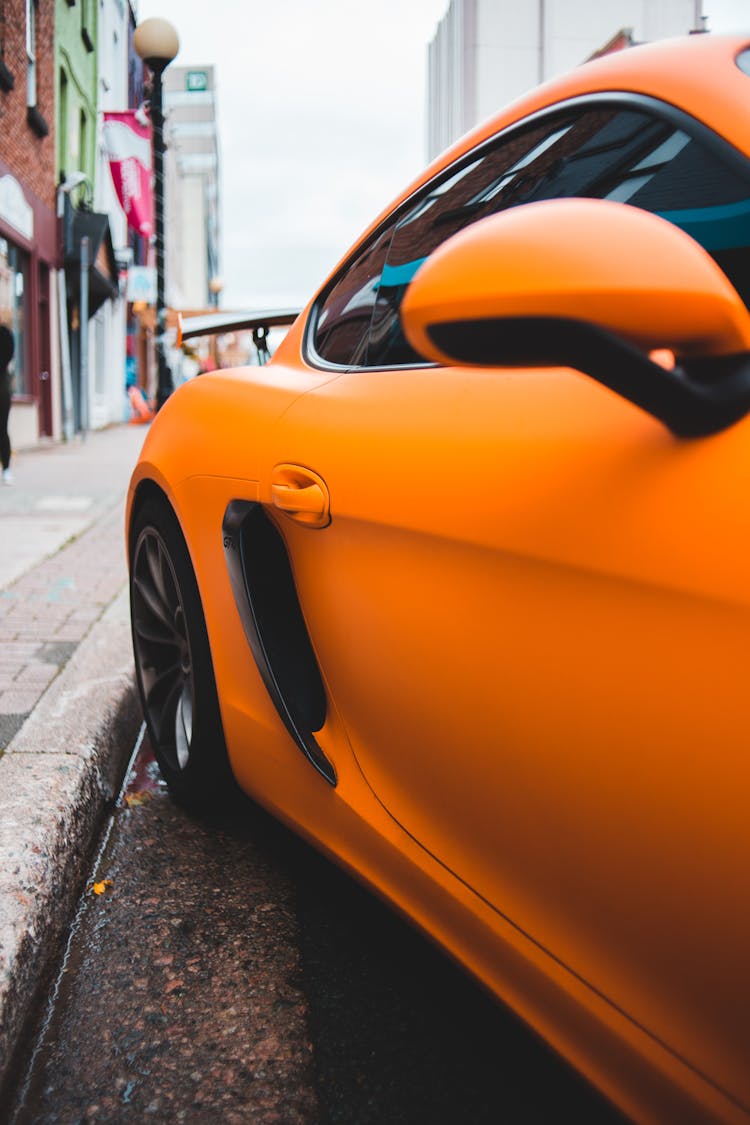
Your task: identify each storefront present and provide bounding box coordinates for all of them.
[61,199,119,434]
[0,162,57,445]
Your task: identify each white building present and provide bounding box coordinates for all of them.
[163,65,221,311]
[92,0,131,429]
[427,0,705,160]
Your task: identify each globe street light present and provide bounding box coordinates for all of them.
[208,276,223,308]
[133,17,179,410]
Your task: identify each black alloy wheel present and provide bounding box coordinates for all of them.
[130,494,238,809]
[131,523,193,771]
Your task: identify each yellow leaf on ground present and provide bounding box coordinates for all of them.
[125,791,152,807]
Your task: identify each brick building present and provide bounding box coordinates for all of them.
[0,0,57,446]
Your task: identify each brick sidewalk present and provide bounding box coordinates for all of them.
[0,423,148,1099]
[0,424,147,755]
[0,503,128,752]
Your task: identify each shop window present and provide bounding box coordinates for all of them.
[0,238,30,396]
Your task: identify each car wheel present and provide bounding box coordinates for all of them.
[129,494,239,809]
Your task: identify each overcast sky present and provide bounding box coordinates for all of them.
[137,0,750,311]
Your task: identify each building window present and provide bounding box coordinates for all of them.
[0,59,12,93]
[0,0,14,92]
[80,108,87,168]
[0,238,30,396]
[81,0,94,52]
[25,0,48,135]
[59,68,69,170]
[25,0,35,105]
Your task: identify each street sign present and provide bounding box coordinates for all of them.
[186,71,208,92]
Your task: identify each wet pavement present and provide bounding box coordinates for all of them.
[5,729,628,1125]
[8,731,316,1125]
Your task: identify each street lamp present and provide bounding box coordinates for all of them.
[134,16,179,410]
[208,276,223,308]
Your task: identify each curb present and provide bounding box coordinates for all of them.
[0,586,142,1099]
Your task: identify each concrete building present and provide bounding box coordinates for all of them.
[427,0,704,160]
[0,0,56,451]
[163,64,221,311]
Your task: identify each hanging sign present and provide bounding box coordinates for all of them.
[126,265,157,304]
[102,111,153,237]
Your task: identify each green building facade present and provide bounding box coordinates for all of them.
[55,0,98,187]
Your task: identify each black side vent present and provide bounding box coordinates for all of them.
[222,500,335,785]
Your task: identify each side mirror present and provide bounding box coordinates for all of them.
[401,199,750,437]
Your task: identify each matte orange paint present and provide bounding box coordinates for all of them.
[127,34,750,1125]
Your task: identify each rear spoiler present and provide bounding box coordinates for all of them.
[176,308,301,364]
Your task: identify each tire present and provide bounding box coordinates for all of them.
[129,494,239,810]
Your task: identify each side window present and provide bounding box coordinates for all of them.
[367,118,579,366]
[313,226,394,366]
[312,100,750,369]
[313,118,564,367]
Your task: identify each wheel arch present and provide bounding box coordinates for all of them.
[127,476,172,559]
[129,484,241,807]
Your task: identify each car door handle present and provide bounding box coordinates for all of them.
[270,465,330,528]
[272,482,325,513]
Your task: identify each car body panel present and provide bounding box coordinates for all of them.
[127,32,750,1125]
[259,357,750,1109]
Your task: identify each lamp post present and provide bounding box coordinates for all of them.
[208,277,223,367]
[133,17,179,410]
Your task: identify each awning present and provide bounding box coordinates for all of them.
[64,205,119,317]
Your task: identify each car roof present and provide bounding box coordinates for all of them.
[466,33,749,158]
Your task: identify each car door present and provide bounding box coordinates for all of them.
[263,99,750,1100]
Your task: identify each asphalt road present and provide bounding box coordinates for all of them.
[4,729,628,1125]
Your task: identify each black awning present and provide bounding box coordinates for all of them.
[64,206,120,317]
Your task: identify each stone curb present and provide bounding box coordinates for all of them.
[0,585,142,1099]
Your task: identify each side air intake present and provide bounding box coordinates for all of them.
[222,500,335,785]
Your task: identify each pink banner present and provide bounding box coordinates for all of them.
[103,111,153,238]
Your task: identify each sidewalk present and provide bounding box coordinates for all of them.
[0,424,148,1098]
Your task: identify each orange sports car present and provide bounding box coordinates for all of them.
[128,33,750,1125]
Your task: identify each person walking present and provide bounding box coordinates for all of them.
[0,325,14,485]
